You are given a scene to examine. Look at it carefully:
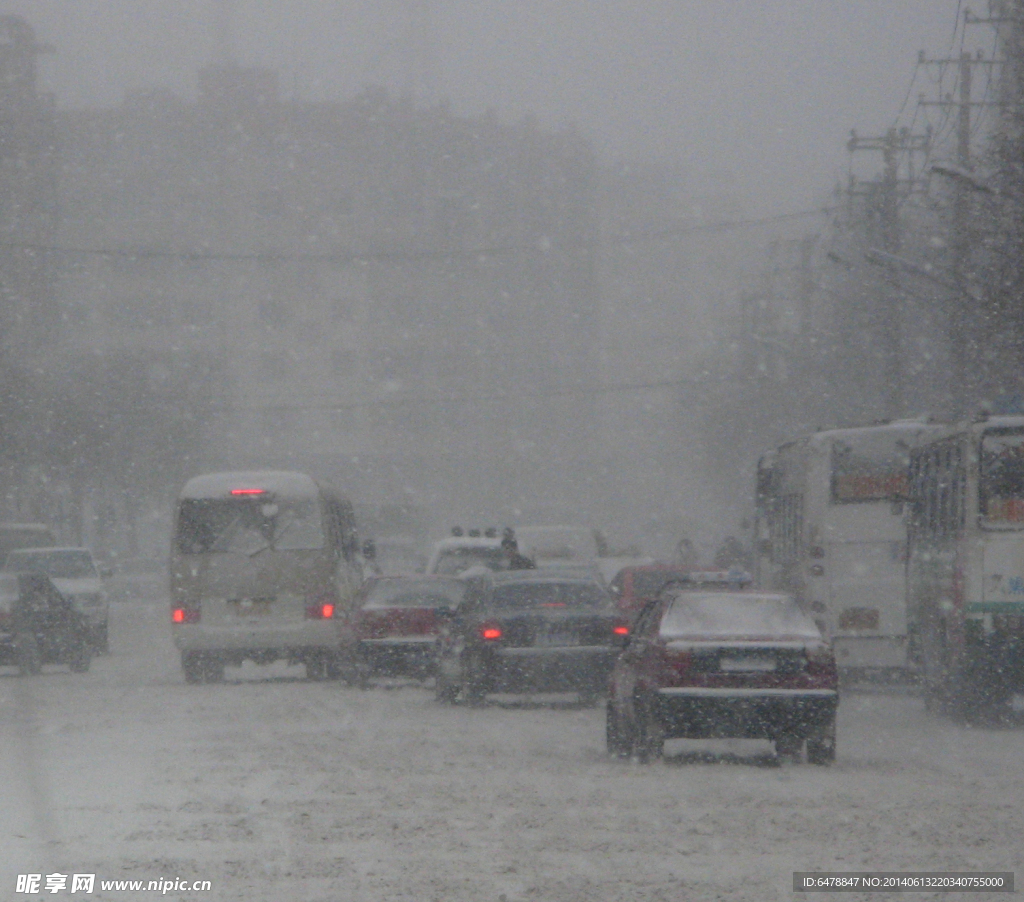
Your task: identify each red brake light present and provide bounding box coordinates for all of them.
[612,624,629,636]
[172,605,200,624]
[230,488,266,495]
[305,592,339,619]
[480,623,502,641]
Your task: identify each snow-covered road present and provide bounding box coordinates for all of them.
[2,599,1022,901]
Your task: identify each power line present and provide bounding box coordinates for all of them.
[0,207,833,266]
[212,376,714,415]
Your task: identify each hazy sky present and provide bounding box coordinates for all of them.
[6,1,984,213]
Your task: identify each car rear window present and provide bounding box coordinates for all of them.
[433,547,507,575]
[491,581,610,609]
[5,550,96,579]
[364,579,465,609]
[660,593,820,639]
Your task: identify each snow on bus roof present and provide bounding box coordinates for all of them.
[179,470,321,500]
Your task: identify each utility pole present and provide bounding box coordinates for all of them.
[919,41,1005,415]
[846,127,931,419]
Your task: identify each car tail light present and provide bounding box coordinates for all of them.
[479,621,502,641]
[612,622,629,637]
[305,593,338,620]
[172,604,200,624]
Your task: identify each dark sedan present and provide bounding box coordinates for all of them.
[0,571,92,674]
[607,590,838,764]
[355,576,466,681]
[435,569,628,705]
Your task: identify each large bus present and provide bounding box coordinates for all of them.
[755,421,944,673]
[169,470,364,683]
[907,415,1024,716]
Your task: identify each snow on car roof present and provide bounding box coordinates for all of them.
[431,535,504,550]
[179,470,320,500]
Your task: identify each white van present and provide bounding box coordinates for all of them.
[170,470,364,683]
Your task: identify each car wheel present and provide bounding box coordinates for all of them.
[68,637,91,673]
[806,719,836,766]
[775,731,804,762]
[463,652,488,706]
[605,702,630,758]
[202,654,225,683]
[435,668,459,704]
[16,633,42,676]
[182,651,204,684]
[631,696,664,763]
[306,652,328,681]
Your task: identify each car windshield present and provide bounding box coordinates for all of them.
[364,578,465,609]
[4,549,97,579]
[660,593,821,639]
[175,498,324,554]
[433,547,507,574]
[490,581,610,609]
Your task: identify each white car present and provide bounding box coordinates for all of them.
[4,547,110,653]
[425,532,508,575]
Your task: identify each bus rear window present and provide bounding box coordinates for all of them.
[980,430,1024,524]
[831,436,911,503]
[176,498,324,554]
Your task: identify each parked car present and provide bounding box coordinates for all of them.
[355,575,465,681]
[0,571,92,674]
[607,589,838,764]
[435,569,628,705]
[5,547,111,653]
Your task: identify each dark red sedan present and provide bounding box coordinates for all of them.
[607,589,838,764]
[354,576,465,681]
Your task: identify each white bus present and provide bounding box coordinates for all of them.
[907,415,1024,717]
[755,421,944,673]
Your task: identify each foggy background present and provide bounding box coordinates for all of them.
[0,1,981,566]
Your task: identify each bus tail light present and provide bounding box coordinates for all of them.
[172,604,200,624]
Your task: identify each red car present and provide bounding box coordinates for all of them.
[606,589,838,764]
[354,576,466,681]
